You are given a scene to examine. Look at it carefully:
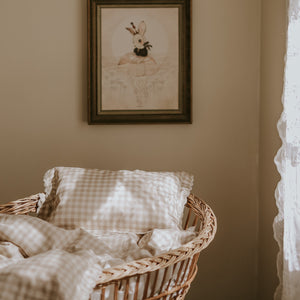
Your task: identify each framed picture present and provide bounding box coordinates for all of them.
[87,0,191,124]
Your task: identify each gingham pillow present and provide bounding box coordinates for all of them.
[37,167,193,233]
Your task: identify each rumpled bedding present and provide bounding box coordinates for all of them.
[0,214,196,300]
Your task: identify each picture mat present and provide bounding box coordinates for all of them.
[97,7,180,114]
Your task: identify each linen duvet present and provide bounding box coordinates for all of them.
[0,213,195,300]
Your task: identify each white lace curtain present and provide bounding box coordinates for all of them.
[274,0,300,299]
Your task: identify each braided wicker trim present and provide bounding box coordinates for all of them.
[0,195,39,215]
[95,194,217,285]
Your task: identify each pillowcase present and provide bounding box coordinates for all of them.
[37,167,193,233]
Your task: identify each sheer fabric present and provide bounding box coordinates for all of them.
[274,1,300,299]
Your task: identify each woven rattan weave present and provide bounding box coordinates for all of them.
[0,194,216,300]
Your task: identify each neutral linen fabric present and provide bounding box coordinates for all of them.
[0,250,100,300]
[0,213,196,300]
[274,1,300,300]
[0,214,102,300]
[37,167,193,233]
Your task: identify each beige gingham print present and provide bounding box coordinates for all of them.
[0,249,100,300]
[0,213,196,300]
[0,214,102,300]
[38,167,194,233]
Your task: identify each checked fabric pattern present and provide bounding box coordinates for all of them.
[0,213,196,300]
[0,250,99,300]
[38,167,194,233]
[0,214,102,300]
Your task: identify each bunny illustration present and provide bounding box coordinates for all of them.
[118,21,158,77]
[126,21,152,57]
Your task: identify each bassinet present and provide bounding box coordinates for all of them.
[0,193,216,300]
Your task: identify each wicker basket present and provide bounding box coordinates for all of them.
[0,194,216,300]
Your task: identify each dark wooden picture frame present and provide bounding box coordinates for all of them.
[87,0,191,124]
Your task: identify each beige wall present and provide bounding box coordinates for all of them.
[258,0,286,299]
[0,1,264,299]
